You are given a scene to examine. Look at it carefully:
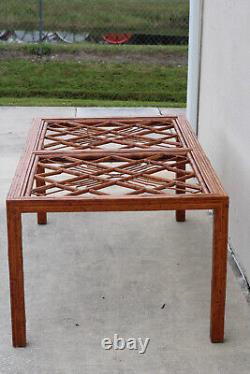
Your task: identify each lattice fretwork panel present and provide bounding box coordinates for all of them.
[31,153,205,198]
[43,118,183,151]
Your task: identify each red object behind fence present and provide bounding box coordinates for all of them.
[103,32,132,44]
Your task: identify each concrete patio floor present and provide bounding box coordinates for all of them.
[0,107,250,373]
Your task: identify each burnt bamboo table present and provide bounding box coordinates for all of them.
[7,116,229,347]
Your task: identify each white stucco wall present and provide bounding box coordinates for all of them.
[198,1,250,277]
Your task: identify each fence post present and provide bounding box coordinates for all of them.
[38,0,44,50]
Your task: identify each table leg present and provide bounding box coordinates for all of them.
[36,164,47,224]
[210,202,229,343]
[176,157,186,222]
[7,205,26,347]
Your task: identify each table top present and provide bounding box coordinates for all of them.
[7,116,227,206]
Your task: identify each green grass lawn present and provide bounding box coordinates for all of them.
[0,98,185,107]
[0,43,187,106]
[0,0,189,35]
[0,59,187,106]
[0,42,187,57]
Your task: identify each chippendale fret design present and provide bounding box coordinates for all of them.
[31,153,204,197]
[43,118,183,151]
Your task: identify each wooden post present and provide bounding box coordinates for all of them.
[210,201,229,343]
[7,204,26,347]
[176,157,186,222]
[36,164,47,224]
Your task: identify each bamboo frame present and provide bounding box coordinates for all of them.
[6,116,229,347]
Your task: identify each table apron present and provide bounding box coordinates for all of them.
[7,196,228,213]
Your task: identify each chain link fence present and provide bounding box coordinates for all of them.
[0,1,189,106]
[0,0,189,46]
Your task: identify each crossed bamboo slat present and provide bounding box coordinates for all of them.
[31,153,203,197]
[30,117,204,197]
[43,118,183,151]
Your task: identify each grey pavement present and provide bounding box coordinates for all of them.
[0,107,250,374]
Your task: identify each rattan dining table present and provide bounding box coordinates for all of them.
[6,115,229,347]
